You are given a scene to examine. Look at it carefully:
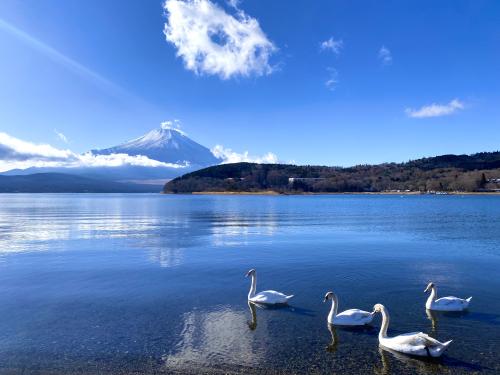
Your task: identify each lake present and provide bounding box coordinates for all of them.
[0,194,499,374]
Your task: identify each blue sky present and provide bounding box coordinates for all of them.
[1,0,499,167]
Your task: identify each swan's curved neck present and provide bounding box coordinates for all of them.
[379,307,390,339]
[248,274,256,299]
[426,286,437,307]
[328,294,339,322]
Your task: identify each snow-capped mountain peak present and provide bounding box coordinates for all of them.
[126,127,179,149]
[92,124,221,167]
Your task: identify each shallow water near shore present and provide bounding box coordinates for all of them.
[0,193,499,374]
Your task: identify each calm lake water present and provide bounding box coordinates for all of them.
[0,194,499,374]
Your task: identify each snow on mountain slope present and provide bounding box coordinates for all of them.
[92,124,221,167]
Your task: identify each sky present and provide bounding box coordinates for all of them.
[1,0,499,169]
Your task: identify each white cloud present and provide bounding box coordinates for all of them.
[211,145,278,164]
[0,132,188,172]
[78,153,187,168]
[0,132,74,162]
[325,67,338,90]
[405,99,464,118]
[320,37,343,54]
[54,129,68,143]
[161,119,187,135]
[163,0,276,79]
[226,0,240,9]
[378,45,392,65]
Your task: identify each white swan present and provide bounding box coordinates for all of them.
[373,303,452,357]
[424,282,472,311]
[323,291,374,326]
[245,269,293,305]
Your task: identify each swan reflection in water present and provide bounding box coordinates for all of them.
[375,346,450,375]
[426,309,441,334]
[326,324,339,353]
[426,308,470,335]
[247,301,257,331]
[324,322,375,354]
[246,300,294,331]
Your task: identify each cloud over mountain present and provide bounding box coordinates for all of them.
[211,144,278,164]
[0,132,187,173]
[0,126,277,177]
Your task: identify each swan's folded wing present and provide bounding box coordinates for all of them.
[251,290,288,303]
[259,290,287,298]
[344,309,370,320]
[391,332,441,348]
[436,296,464,305]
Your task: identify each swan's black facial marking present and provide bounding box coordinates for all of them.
[424,282,435,292]
[245,269,256,277]
[323,292,333,302]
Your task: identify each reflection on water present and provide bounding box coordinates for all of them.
[162,306,266,372]
[148,247,184,268]
[247,302,258,331]
[375,346,451,375]
[210,213,278,247]
[0,194,500,374]
[326,324,339,353]
[426,309,439,334]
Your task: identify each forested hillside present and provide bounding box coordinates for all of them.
[163,152,500,194]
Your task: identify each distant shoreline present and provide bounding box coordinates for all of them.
[163,191,500,196]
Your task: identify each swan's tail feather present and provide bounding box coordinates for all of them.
[431,340,452,357]
[286,295,294,300]
[466,296,472,303]
[441,340,453,351]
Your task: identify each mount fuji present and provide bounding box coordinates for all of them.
[1,125,223,189]
[92,125,221,167]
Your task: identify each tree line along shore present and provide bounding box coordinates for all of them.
[163,152,500,194]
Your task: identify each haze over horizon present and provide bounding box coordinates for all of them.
[1,0,500,169]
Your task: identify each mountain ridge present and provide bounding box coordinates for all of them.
[0,173,160,193]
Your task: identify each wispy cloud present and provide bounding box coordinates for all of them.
[378,45,392,65]
[161,119,186,135]
[0,18,146,105]
[405,99,464,118]
[325,67,338,91]
[226,0,241,9]
[163,0,276,79]
[0,132,187,172]
[320,37,343,55]
[54,129,68,143]
[211,145,278,164]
